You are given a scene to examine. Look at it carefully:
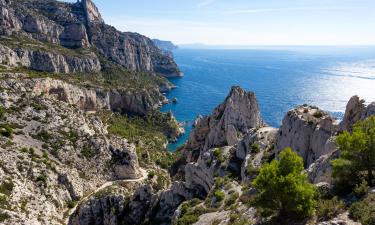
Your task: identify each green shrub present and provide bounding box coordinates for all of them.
[349,194,375,225]
[0,124,13,137]
[225,192,239,207]
[66,200,77,209]
[213,148,225,163]
[0,180,14,195]
[332,116,375,194]
[36,174,47,184]
[0,106,6,119]
[174,200,210,225]
[0,212,10,222]
[148,171,155,179]
[313,111,324,118]
[174,214,199,225]
[354,180,370,198]
[214,190,225,202]
[0,195,10,209]
[252,148,317,219]
[251,143,260,153]
[81,147,97,159]
[316,197,345,221]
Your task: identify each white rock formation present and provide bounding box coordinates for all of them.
[184,86,265,162]
[275,105,339,167]
[340,95,375,131]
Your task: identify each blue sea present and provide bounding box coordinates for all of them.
[161,46,375,151]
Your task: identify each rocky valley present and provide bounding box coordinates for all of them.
[1,1,375,225]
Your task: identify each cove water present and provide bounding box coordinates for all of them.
[161,46,375,151]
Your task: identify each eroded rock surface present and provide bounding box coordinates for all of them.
[275,105,339,167]
[0,0,180,77]
[0,77,142,224]
[0,73,167,115]
[184,86,265,162]
[340,95,375,131]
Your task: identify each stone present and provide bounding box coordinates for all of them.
[0,0,181,77]
[109,138,141,180]
[184,86,265,162]
[340,95,375,131]
[275,105,339,167]
[0,75,167,116]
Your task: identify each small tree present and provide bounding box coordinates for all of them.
[332,116,375,193]
[252,148,317,219]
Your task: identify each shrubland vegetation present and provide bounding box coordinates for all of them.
[100,110,180,169]
[251,148,317,220]
[332,115,375,194]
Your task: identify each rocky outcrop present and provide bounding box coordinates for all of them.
[151,182,194,225]
[0,78,142,224]
[307,149,339,184]
[236,127,278,182]
[82,0,104,24]
[340,95,375,131]
[0,43,101,73]
[0,0,181,77]
[68,180,193,225]
[0,74,167,115]
[184,86,265,162]
[275,105,339,167]
[152,39,178,57]
[110,138,141,179]
[181,87,269,196]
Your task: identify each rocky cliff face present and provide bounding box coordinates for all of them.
[182,87,272,195]
[183,86,265,162]
[0,42,101,73]
[0,75,143,224]
[152,39,178,57]
[0,73,167,116]
[2,78,371,225]
[275,105,339,168]
[0,0,180,77]
[339,95,375,131]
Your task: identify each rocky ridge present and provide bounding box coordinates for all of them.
[0,73,168,116]
[0,0,181,77]
[0,74,144,224]
[1,81,374,225]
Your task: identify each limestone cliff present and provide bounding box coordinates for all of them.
[0,74,143,224]
[0,73,167,116]
[183,86,265,162]
[339,95,375,131]
[0,0,181,77]
[275,105,339,168]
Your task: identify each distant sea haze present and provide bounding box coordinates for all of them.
[161,46,375,151]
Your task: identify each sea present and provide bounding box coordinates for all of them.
[161,46,375,151]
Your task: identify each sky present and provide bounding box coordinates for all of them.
[65,0,375,46]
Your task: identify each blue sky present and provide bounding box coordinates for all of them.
[65,0,375,45]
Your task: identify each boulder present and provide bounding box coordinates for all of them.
[109,138,141,180]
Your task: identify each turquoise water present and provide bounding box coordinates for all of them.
[161,47,375,151]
